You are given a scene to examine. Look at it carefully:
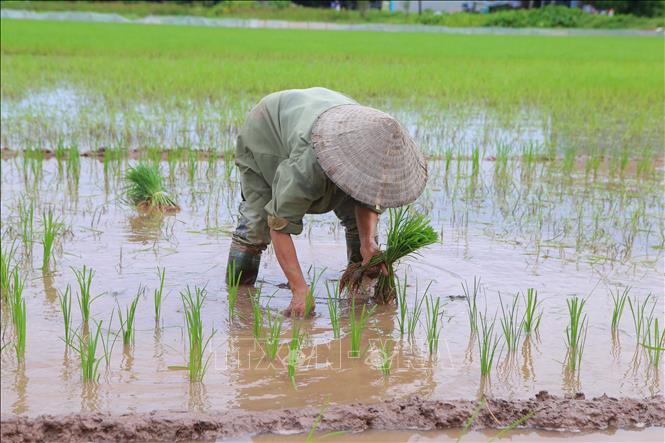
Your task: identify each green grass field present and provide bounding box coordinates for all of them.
[1,18,663,154]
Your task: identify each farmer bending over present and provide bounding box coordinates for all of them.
[226,87,427,318]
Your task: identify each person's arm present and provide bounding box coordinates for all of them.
[271,229,310,317]
[264,148,326,317]
[355,205,387,273]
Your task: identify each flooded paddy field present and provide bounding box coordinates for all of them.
[1,15,664,443]
[0,145,663,441]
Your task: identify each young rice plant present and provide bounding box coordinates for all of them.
[425,294,443,356]
[154,266,166,325]
[565,296,588,373]
[118,288,141,347]
[180,286,216,382]
[73,265,96,324]
[349,297,375,358]
[125,163,179,211]
[325,281,341,339]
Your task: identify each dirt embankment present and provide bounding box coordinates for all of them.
[2,392,664,442]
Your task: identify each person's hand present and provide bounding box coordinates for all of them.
[284,282,314,318]
[360,240,388,276]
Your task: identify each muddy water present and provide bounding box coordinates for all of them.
[247,428,665,443]
[0,157,663,423]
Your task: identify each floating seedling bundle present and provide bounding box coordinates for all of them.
[125,163,180,212]
[340,207,438,304]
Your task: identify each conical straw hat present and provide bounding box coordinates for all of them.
[311,105,427,209]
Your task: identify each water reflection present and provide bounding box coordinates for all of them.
[11,364,28,415]
[80,382,100,413]
[521,336,535,382]
[223,287,436,411]
[126,212,166,244]
[188,382,210,412]
[41,269,58,305]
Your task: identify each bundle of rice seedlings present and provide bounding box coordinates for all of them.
[340,206,438,304]
[125,163,179,212]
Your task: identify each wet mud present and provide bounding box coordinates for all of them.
[2,392,663,443]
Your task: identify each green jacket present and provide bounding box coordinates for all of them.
[236,87,376,236]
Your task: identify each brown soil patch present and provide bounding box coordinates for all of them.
[2,392,663,442]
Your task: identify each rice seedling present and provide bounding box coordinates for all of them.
[584,148,602,181]
[180,285,216,382]
[643,318,665,367]
[636,148,655,181]
[8,269,27,361]
[124,163,179,211]
[167,149,179,182]
[145,145,162,165]
[628,294,655,347]
[205,147,218,179]
[456,400,486,443]
[499,293,524,353]
[250,286,264,340]
[520,142,538,177]
[287,324,305,389]
[424,294,443,356]
[304,397,348,442]
[54,138,67,165]
[340,206,438,304]
[486,411,536,443]
[565,296,588,373]
[58,284,73,347]
[325,281,341,339]
[223,147,235,180]
[305,397,326,442]
[118,287,142,347]
[187,149,197,184]
[100,309,120,370]
[264,308,283,361]
[349,297,375,358]
[462,277,481,335]
[226,259,241,321]
[0,241,17,300]
[305,266,325,318]
[610,286,629,336]
[471,146,480,177]
[72,265,96,324]
[377,339,393,377]
[66,144,81,191]
[71,321,103,382]
[41,208,62,270]
[18,199,34,250]
[1,323,9,354]
[395,274,408,337]
[522,288,542,336]
[153,266,166,324]
[406,285,426,339]
[444,147,454,175]
[561,146,576,178]
[477,314,500,378]
[495,143,511,177]
[618,147,631,179]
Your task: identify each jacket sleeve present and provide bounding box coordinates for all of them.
[264,147,326,235]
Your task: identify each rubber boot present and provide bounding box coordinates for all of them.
[226,238,262,286]
[345,233,380,265]
[345,234,363,265]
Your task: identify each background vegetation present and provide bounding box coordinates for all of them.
[2,1,664,29]
[1,18,662,155]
